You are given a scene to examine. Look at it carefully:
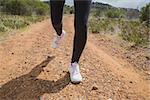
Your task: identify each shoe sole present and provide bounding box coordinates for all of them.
[69,71,82,84]
[71,81,81,84]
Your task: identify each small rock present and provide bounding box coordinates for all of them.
[2,68,5,70]
[129,81,133,84]
[126,96,129,99]
[47,56,51,59]
[145,56,150,60]
[91,86,98,90]
[63,70,67,73]
[11,52,14,55]
[129,43,136,48]
[59,61,62,63]
[66,53,69,56]
[101,38,105,41]
[46,70,50,72]
[42,65,46,67]
[131,45,136,48]
[25,62,27,64]
[82,58,86,61]
[34,79,38,81]
[126,56,130,59]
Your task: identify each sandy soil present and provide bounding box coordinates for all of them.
[0,16,149,100]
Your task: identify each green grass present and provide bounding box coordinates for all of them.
[119,20,150,46]
[0,15,45,33]
[89,17,117,33]
[89,17,150,46]
[0,14,46,40]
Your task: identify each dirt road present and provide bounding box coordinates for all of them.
[0,16,149,100]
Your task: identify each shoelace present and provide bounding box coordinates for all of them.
[55,33,64,44]
[54,36,61,44]
[71,65,79,75]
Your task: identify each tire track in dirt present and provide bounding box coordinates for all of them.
[87,41,150,99]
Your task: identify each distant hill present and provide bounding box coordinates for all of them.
[91,2,140,19]
[42,0,49,5]
[92,2,112,9]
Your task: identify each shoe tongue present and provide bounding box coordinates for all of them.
[71,62,78,67]
[57,35,61,38]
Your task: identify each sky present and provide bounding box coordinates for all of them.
[96,0,150,9]
[42,0,150,9]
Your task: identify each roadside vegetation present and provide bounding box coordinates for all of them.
[0,0,49,37]
[89,3,150,46]
[0,15,45,32]
[0,0,73,34]
[0,0,49,16]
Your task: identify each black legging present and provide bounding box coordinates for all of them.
[50,0,91,63]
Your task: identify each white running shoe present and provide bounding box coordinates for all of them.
[51,30,66,48]
[69,62,82,83]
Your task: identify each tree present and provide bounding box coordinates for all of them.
[106,9,124,18]
[140,3,150,27]
[1,0,49,16]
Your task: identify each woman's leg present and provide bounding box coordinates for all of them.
[71,0,92,63]
[50,0,65,36]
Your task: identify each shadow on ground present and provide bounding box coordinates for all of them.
[0,56,70,100]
